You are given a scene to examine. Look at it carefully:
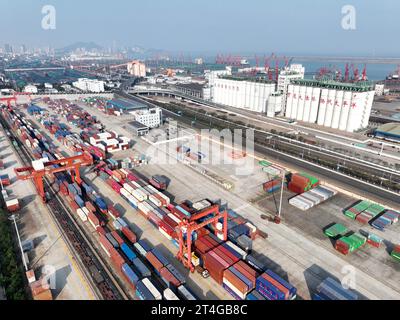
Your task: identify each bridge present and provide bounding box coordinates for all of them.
[5,67,66,72]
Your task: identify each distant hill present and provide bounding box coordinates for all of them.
[57,42,103,54]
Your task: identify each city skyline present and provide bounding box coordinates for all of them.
[0,0,399,56]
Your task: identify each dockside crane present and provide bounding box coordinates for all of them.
[15,152,93,203]
[177,204,228,273]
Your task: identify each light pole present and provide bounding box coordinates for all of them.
[8,214,28,271]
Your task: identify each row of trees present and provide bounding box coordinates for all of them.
[0,210,27,300]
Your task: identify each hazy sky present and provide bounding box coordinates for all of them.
[1,0,399,56]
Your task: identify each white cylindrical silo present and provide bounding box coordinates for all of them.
[317,89,329,126]
[331,89,344,129]
[285,85,294,118]
[291,85,300,119]
[324,89,336,127]
[302,86,313,123]
[346,92,360,132]
[362,91,375,128]
[297,86,307,121]
[309,87,321,123]
[339,91,352,131]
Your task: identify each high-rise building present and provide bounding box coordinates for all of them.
[127,60,146,77]
[4,43,13,54]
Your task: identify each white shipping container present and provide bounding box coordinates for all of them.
[149,194,162,207]
[222,278,247,300]
[133,242,147,256]
[225,241,248,259]
[142,278,162,300]
[77,208,88,222]
[158,227,172,240]
[163,288,180,300]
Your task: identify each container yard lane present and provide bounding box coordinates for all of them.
[0,123,94,300]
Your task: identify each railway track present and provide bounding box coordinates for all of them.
[0,110,129,300]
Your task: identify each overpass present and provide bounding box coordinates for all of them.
[5,67,66,72]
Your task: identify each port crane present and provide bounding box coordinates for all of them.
[177,204,228,273]
[15,152,93,202]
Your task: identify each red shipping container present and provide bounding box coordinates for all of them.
[111,231,125,246]
[160,267,181,287]
[70,200,80,213]
[121,227,137,244]
[88,212,100,228]
[109,248,125,270]
[216,245,240,265]
[223,269,249,294]
[234,261,259,279]
[261,273,290,299]
[96,226,107,236]
[99,234,113,255]
[146,252,164,272]
[162,215,178,229]
[85,201,96,213]
[108,206,120,219]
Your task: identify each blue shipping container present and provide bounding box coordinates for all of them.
[122,263,139,286]
[132,258,151,278]
[151,248,170,266]
[136,280,154,300]
[121,243,137,262]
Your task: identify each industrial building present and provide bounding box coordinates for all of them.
[285,79,375,132]
[129,108,162,128]
[73,78,105,93]
[106,98,147,113]
[374,123,400,142]
[175,83,205,99]
[127,60,146,77]
[277,64,305,115]
[211,76,276,113]
[23,84,38,94]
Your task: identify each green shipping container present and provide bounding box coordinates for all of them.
[344,210,357,220]
[299,172,319,186]
[391,250,400,262]
[324,223,348,238]
[259,160,272,167]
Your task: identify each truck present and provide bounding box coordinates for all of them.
[195,265,210,279]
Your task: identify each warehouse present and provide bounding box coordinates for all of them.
[107,98,147,113]
[374,123,400,142]
[211,76,276,113]
[285,79,375,132]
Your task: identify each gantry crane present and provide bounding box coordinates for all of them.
[14,152,93,202]
[177,204,228,273]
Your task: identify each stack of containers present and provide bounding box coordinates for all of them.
[371,210,400,231]
[288,173,319,194]
[343,200,371,220]
[313,277,358,300]
[367,233,383,248]
[290,185,336,211]
[222,261,259,300]
[203,244,240,285]
[335,233,366,255]
[262,179,281,193]
[356,203,385,224]
[255,270,297,300]
[324,223,348,239]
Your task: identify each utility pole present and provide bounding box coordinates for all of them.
[9,214,28,271]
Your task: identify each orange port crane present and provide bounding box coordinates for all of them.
[14,152,93,202]
[177,204,228,273]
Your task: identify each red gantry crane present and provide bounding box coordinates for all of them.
[177,204,228,273]
[14,152,93,202]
